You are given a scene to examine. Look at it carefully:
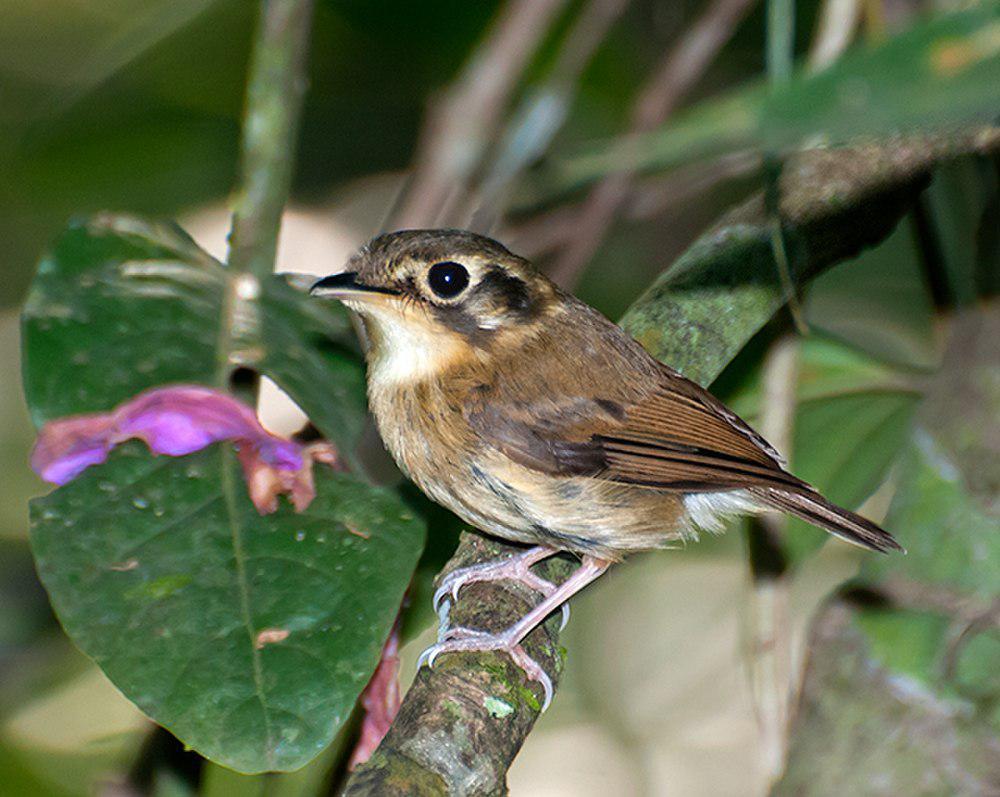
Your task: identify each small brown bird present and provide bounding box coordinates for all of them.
[312,229,901,705]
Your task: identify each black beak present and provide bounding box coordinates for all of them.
[310,272,398,297]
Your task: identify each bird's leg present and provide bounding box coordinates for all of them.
[419,555,612,710]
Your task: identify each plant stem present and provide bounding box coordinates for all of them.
[766,0,794,87]
[227,0,315,279]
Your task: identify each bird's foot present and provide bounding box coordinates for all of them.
[417,627,554,711]
[432,545,570,631]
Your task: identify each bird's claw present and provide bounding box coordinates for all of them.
[432,551,557,613]
[432,551,571,631]
[417,628,554,711]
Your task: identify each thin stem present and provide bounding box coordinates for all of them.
[808,0,860,71]
[743,335,798,783]
[227,0,315,279]
[470,0,632,233]
[766,0,795,87]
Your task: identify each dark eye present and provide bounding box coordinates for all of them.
[427,261,470,298]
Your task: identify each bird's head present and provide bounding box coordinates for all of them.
[311,229,560,383]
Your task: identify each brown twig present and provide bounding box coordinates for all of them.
[808,0,861,71]
[508,149,760,257]
[389,0,569,231]
[547,0,759,287]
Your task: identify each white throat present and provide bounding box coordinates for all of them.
[351,301,463,386]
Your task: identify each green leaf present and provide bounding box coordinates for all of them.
[616,131,993,385]
[21,214,367,452]
[20,215,423,772]
[30,445,424,773]
[805,224,938,370]
[783,391,920,563]
[862,429,1000,599]
[555,6,1000,189]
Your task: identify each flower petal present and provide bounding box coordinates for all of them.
[31,384,341,513]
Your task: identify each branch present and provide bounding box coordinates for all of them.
[620,128,1000,385]
[470,0,632,233]
[227,0,315,278]
[343,534,575,796]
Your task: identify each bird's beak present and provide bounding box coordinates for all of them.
[310,272,399,300]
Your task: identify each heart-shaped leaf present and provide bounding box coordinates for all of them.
[30,444,424,773]
[21,214,425,772]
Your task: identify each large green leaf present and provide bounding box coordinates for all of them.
[30,445,423,773]
[21,215,425,772]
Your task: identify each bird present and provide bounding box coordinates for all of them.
[311,229,902,707]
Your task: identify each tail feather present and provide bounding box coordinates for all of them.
[751,487,904,554]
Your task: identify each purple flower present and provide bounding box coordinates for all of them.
[32,384,341,513]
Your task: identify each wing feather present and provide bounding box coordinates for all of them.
[465,366,801,493]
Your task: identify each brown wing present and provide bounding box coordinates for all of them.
[465,366,806,493]
[464,364,902,552]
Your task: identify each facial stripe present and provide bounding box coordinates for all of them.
[475,266,533,316]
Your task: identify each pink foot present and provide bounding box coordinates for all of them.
[433,546,570,630]
[417,627,554,711]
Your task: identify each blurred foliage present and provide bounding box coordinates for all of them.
[553,5,1000,192]
[2,0,998,794]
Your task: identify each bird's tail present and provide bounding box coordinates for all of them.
[750,487,904,553]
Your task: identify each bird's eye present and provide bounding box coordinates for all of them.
[426,261,470,299]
